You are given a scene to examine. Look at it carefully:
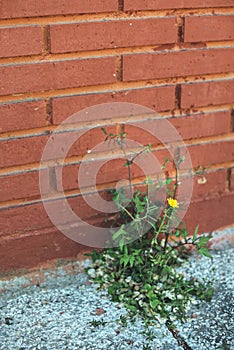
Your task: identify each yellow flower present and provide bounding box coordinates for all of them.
[167,197,179,208]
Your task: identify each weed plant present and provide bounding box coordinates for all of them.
[85,128,213,332]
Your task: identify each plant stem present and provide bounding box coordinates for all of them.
[152,209,168,247]
[173,160,179,199]
[121,143,133,199]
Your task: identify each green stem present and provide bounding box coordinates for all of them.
[173,161,179,199]
[121,144,133,199]
[163,230,170,252]
[151,209,168,247]
[120,204,135,221]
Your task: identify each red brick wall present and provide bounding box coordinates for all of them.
[0,0,234,272]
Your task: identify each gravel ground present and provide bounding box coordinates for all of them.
[0,228,233,350]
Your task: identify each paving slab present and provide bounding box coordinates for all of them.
[0,228,233,350]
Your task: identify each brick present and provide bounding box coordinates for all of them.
[50,17,177,54]
[0,228,87,273]
[123,48,234,82]
[0,100,48,133]
[126,110,231,142]
[1,193,234,272]
[0,0,118,19]
[50,112,228,168]
[231,168,234,191]
[0,26,43,58]
[184,15,234,43]
[171,111,231,139]
[0,135,49,168]
[55,147,173,192]
[184,192,234,234]
[184,169,228,200]
[0,193,109,236]
[0,169,48,202]
[180,139,234,169]
[0,126,116,168]
[56,159,146,192]
[181,80,234,108]
[0,57,116,96]
[66,125,117,158]
[124,0,234,11]
[0,202,51,235]
[52,85,175,124]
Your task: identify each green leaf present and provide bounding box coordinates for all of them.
[197,236,211,248]
[129,256,135,267]
[150,299,159,309]
[123,255,130,267]
[126,304,137,312]
[101,127,107,135]
[199,248,212,258]
[166,178,173,185]
[112,227,126,241]
[193,225,199,241]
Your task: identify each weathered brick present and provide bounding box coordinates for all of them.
[0,169,48,202]
[181,80,234,108]
[124,0,234,11]
[171,111,231,139]
[50,17,177,53]
[0,26,43,58]
[56,159,147,192]
[0,57,116,96]
[0,100,48,133]
[0,194,108,236]
[184,193,234,234]
[184,15,234,43]
[0,127,116,168]
[0,227,87,273]
[123,48,234,82]
[0,135,49,168]
[1,193,234,272]
[0,202,52,235]
[183,169,228,200]
[126,110,231,142]
[0,0,118,19]
[180,139,234,169]
[0,0,234,273]
[231,168,234,191]
[55,147,173,193]
[52,86,176,124]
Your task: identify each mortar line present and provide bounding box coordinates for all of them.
[0,7,233,25]
[0,41,234,66]
[0,72,234,103]
[0,108,234,140]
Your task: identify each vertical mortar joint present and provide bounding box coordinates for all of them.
[49,167,57,193]
[227,168,232,192]
[116,55,123,82]
[46,99,53,125]
[175,85,182,110]
[116,123,125,136]
[118,0,124,11]
[231,109,234,132]
[43,25,51,54]
[177,16,185,43]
